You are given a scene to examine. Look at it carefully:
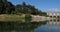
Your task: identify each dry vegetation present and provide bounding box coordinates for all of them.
[0,14,25,21]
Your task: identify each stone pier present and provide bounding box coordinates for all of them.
[47,11,60,24]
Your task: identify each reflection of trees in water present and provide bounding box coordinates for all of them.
[0,21,47,32]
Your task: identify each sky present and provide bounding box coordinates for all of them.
[8,0,60,11]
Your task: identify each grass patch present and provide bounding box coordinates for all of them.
[0,14,25,21]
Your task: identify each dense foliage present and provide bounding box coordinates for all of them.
[0,0,47,16]
[25,14,32,23]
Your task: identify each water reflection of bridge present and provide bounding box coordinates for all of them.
[47,22,60,26]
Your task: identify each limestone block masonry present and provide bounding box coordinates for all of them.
[47,11,60,22]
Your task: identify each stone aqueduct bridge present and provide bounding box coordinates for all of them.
[47,11,60,22]
[31,11,60,22]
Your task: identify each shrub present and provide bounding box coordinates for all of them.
[25,14,32,23]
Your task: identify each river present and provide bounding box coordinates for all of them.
[0,21,60,32]
[34,22,60,32]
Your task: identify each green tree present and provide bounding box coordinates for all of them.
[0,0,4,14]
[0,0,14,14]
[5,1,14,14]
[26,5,39,15]
[22,2,28,14]
[25,14,32,23]
[15,4,22,13]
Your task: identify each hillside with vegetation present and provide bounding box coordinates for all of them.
[0,0,47,16]
[0,0,48,32]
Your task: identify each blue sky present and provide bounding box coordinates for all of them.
[8,0,60,11]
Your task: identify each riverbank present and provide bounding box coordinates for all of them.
[0,14,48,22]
[0,14,25,21]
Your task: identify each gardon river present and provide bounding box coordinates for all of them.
[34,22,60,32]
[1,21,60,32]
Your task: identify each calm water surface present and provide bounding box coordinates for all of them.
[34,22,60,32]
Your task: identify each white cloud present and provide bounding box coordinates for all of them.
[41,8,60,12]
[48,8,60,12]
